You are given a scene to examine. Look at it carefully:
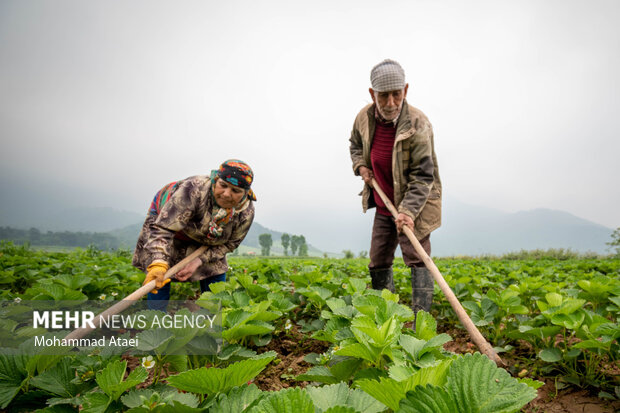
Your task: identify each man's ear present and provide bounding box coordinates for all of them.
[369,88,376,103]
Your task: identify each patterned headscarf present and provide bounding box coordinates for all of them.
[210,159,256,201]
[207,159,255,239]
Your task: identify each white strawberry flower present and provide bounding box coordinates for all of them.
[142,355,155,369]
[284,319,293,331]
[99,294,106,300]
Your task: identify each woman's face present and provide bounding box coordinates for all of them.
[213,178,246,208]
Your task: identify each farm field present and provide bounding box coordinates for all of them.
[0,242,618,412]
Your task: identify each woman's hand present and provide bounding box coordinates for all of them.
[175,257,203,281]
[143,262,170,294]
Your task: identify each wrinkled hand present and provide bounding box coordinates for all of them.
[175,257,202,282]
[358,166,374,186]
[395,213,414,233]
[143,262,171,294]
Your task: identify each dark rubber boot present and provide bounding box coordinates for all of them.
[412,267,434,330]
[370,267,395,293]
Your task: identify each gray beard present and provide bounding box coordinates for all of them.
[377,100,403,122]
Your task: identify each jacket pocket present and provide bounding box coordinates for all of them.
[414,195,441,239]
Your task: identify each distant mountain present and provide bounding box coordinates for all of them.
[59,216,326,256]
[0,196,614,256]
[107,222,143,248]
[0,205,144,233]
[431,200,614,256]
[275,199,615,256]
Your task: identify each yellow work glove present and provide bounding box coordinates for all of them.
[143,262,171,294]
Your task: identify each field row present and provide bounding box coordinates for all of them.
[0,242,618,412]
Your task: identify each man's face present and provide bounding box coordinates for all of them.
[369,84,409,121]
[213,178,246,209]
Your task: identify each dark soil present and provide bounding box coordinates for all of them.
[253,324,330,391]
[438,325,620,413]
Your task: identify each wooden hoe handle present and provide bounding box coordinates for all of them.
[64,245,208,341]
[370,179,503,365]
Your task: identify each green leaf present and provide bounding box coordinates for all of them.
[398,385,457,413]
[95,360,148,401]
[209,383,263,413]
[53,273,92,290]
[206,282,229,295]
[322,407,360,413]
[389,364,417,382]
[306,382,384,413]
[556,299,587,315]
[356,377,404,410]
[399,335,426,361]
[165,355,189,373]
[120,388,156,408]
[446,353,537,413]
[551,312,585,330]
[347,277,367,293]
[222,320,274,343]
[380,289,400,303]
[414,311,437,341]
[0,349,28,408]
[167,352,275,394]
[538,348,562,362]
[121,387,199,409]
[518,378,545,390]
[545,292,563,307]
[330,359,362,382]
[405,359,453,389]
[351,315,400,347]
[326,298,347,311]
[249,387,314,413]
[295,366,339,385]
[135,329,174,352]
[81,392,112,413]
[572,339,610,350]
[335,343,379,363]
[30,358,79,398]
[422,334,452,355]
[508,305,529,315]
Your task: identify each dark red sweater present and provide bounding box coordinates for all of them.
[370,121,397,216]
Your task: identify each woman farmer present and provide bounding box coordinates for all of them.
[132,159,256,310]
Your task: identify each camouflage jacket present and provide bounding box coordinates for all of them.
[349,102,442,239]
[132,175,254,279]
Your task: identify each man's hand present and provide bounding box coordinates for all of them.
[175,257,202,282]
[358,166,374,186]
[395,213,414,233]
[143,262,171,294]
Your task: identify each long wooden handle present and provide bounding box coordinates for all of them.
[64,245,208,341]
[370,179,503,365]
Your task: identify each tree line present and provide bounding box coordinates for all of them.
[258,233,308,256]
[0,226,122,249]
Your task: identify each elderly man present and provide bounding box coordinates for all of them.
[349,59,442,320]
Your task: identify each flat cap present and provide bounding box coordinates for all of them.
[370,59,406,92]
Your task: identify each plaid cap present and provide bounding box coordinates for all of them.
[370,59,406,92]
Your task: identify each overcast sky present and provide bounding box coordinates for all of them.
[1,0,619,239]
